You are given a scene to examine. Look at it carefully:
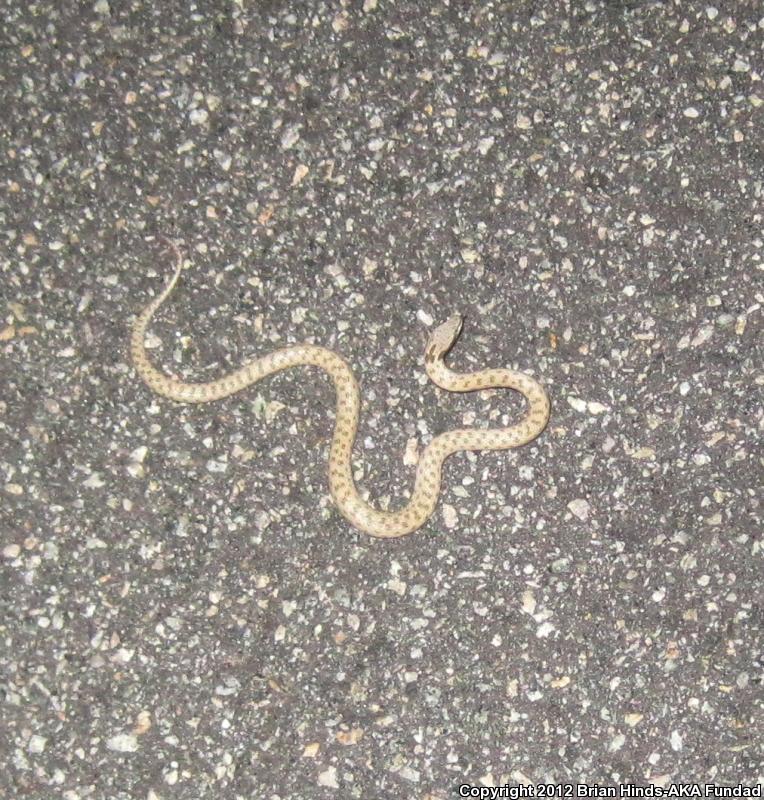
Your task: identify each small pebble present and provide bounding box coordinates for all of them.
[567,499,590,521]
[107,733,139,753]
[317,766,339,788]
[189,108,209,125]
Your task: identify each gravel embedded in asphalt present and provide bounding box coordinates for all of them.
[1,1,762,797]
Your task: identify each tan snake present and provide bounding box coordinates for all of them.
[130,241,550,538]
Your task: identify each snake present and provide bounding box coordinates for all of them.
[130,240,550,538]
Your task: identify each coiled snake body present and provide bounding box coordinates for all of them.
[130,242,550,538]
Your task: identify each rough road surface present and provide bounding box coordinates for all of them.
[2,1,762,798]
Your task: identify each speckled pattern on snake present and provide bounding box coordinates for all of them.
[130,241,551,538]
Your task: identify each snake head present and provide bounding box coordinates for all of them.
[427,313,463,360]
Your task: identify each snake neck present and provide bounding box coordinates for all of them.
[424,355,458,391]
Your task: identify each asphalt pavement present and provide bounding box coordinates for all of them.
[1,1,762,798]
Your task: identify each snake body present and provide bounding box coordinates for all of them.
[130,242,550,538]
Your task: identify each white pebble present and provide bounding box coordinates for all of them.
[567,498,590,521]
[477,136,495,155]
[609,733,626,752]
[691,325,714,346]
[521,590,536,615]
[292,164,309,185]
[129,446,148,463]
[189,108,209,125]
[3,544,20,559]
[441,504,458,529]
[536,621,555,638]
[515,113,532,129]
[28,735,47,753]
[83,472,105,488]
[107,733,139,753]
[670,730,683,751]
[318,766,339,788]
[567,396,587,413]
[403,437,419,467]
[280,125,300,149]
[398,766,420,783]
[416,309,433,326]
[214,150,232,171]
[683,107,700,118]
